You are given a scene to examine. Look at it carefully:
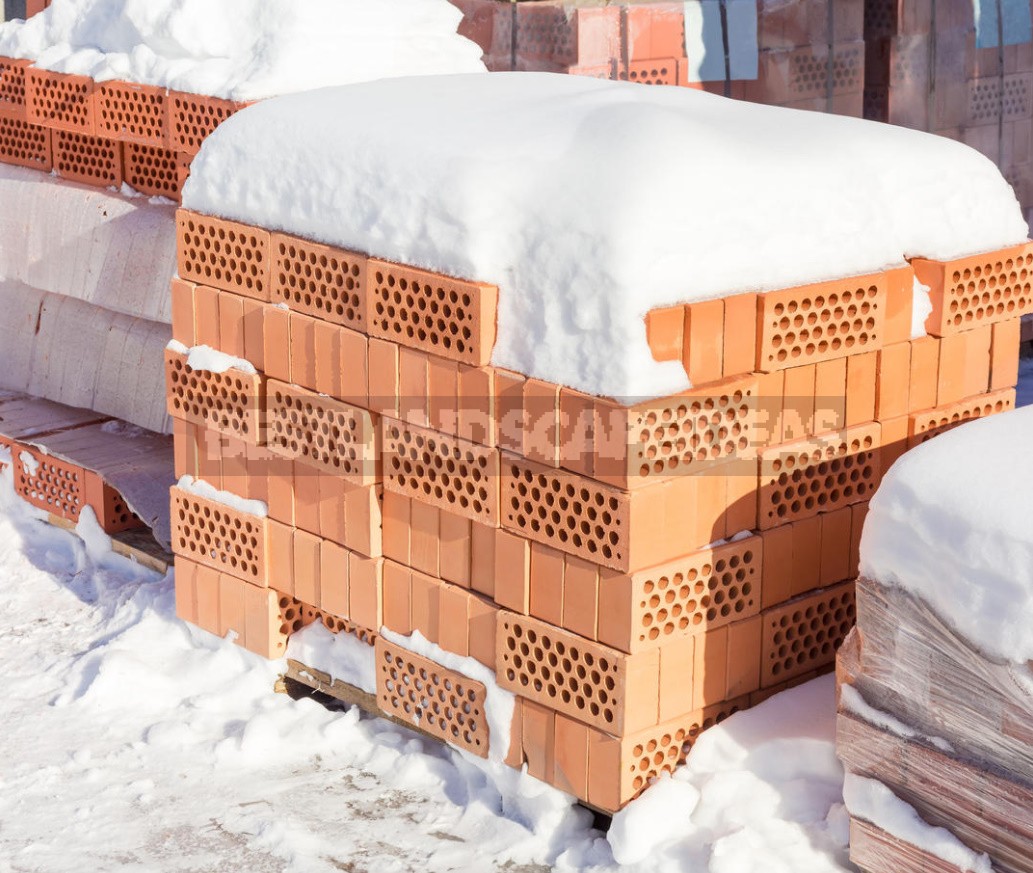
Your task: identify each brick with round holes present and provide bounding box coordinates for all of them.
[592,374,759,489]
[367,259,498,366]
[14,445,87,523]
[375,635,491,758]
[0,115,51,171]
[170,485,269,587]
[908,387,1016,448]
[26,68,98,133]
[169,90,251,155]
[596,535,763,654]
[271,231,368,331]
[123,142,182,200]
[911,242,1033,337]
[382,417,500,525]
[756,272,888,372]
[620,58,678,85]
[758,422,881,530]
[96,80,168,146]
[265,379,377,486]
[760,580,855,688]
[164,347,264,444]
[52,130,122,188]
[496,610,660,735]
[0,57,31,119]
[176,209,271,300]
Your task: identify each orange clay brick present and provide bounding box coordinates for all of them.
[26,68,96,133]
[879,413,909,475]
[265,457,294,525]
[813,357,847,435]
[170,485,268,587]
[266,518,294,594]
[375,636,491,758]
[428,355,460,436]
[439,509,472,588]
[382,490,411,565]
[458,364,495,447]
[0,57,31,120]
[438,583,470,657]
[348,553,383,632]
[754,370,784,446]
[961,324,993,400]
[758,422,881,530]
[529,542,564,626]
[410,570,441,643]
[908,388,1016,447]
[658,635,695,721]
[192,283,220,348]
[317,468,347,544]
[845,350,878,427]
[597,535,763,654]
[0,115,51,172]
[339,327,369,409]
[723,292,758,378]
[409,499,440,578]
[521,700,556,784]
[367,337,399,417]
[176,209,270,300]
[169,90,250,154]
[470,520,496,600]
[170,278,196,346]
[193,563,220,635]
[911,242,1033,336]
[313,320,341,398]
[756,272,887,372]
[123,142,181,199]
[779,363,816,443]
[760,523,794,609]
[935,332,967,407]
[164,347,263,444]
[644,304,684,362]
[343,481,382,559]
[875,342,910,421]
[497,610,660,735]
[553,713,590,798]
[562,555,599,640]
[494,528,530,613]
[263,304,290,383]
[220,435,249,498]
[289,310,317,390]
[96,80,168,145]
[849,501,868,578]
[270,232,368,331]
[682,298,724,386]
[558,387,594,477]
[494,369,526,453]
[760,581,855,688]
[990,318,1021,390]
[789,514,822,597]
[523,378,560,466]
[398,345,429,427]
[52,129,122,188]
[691,624,727,711]
[908,335,940,412]
[586,698,747,813]
[382,418,500,525]
[217,290,245,357]
[819,506,853,586]
[592,374,759,489]
[265,379,377,485]
[292,528,321,607]
[726,615,763,700]
[367,259,498,366]
[382,560,412,635]
[883,265,915,345]
[292,461,321,535]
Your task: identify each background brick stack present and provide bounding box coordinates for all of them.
[0,58,249,200]
[167,203,1032,813]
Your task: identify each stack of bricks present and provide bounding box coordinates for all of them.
[166,200,1032,813]
[0,57,249,200]
[864,0,1033,206]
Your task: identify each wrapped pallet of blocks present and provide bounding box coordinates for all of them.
[166,72,1032,813]
[837,403,1033,873]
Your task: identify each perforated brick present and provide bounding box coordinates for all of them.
[376,636,490,758]
[788,43,864,98]
[302,604,377,645]
[758,423,880,529]
[96,81,168,145]
[911,243,1033,336]
[621,59,677,85]
[757,273,887,371]
[760,581,855,687]
[265,379,377,485]
[968,73,1032,125]
[176,209,271,300]
[165,347,263,443]
[14,447,85,521]
[123,142,182,200]
[170,485,268,585]
[271,232,368,331]
[368,259,498,366]
[515,3,575,64]
[502,452,630,571]
[382,418,499,524]
[52,130,122,188]
[909,388,1015,447]
[0,115,51,171]
[595,375,759,488]
[601,536,763,653]
[170,90,250,154]
[497,611,658,735]
[0,57,31,118]
[26,68,96,133]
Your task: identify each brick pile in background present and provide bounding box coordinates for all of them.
[166,203,1031,813]
[0,58,249,200]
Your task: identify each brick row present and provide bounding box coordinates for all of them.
[164,347,265,444]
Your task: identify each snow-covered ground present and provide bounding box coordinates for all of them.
[0,465,852,872]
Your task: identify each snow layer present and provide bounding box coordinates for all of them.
[861,405,1033,664]
[167,340,257,375]
[184,72,1027,399]
[0,0,485,100]
[286,620,376,694]
[177,475,268,517]
[843,775,992,873]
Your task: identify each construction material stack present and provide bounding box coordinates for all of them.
[167,192,1031,813]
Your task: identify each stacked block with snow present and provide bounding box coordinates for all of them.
[837,406,1033,872]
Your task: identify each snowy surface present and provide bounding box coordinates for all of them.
[286,620,376,694]
[0,465,855,871]
[861,405,1033,664]
[177,475,268,517]
[167,340,257,375]
[184,72,1027,399]
[843,775,991,873]
[0,0,485,100]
